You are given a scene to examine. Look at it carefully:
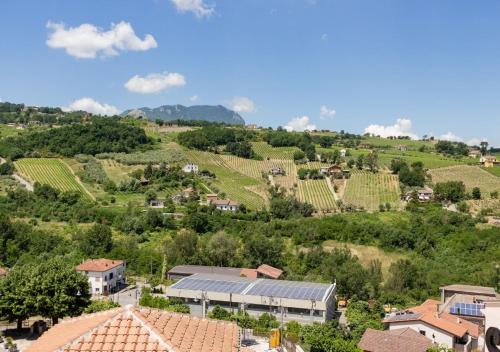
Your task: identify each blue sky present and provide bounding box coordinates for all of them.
[1,0,499,146]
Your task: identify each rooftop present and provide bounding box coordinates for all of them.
[26,306,241,352]
[256,264,283,279]
[383,299,480,338]
[76,259,124,272]
[358,328,432,352]
[168,265,245,278]
[440,284,499,297]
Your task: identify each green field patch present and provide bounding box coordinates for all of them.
[343,170,400,211]
[482,166,500,177]
[430,165,500,197]
[251,142,299,160]
[297,179,337,212]
[14,158,93,199]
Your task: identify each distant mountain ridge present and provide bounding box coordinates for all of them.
[121,104,245,125]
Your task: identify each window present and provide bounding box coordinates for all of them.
[95,288,100,292]
[109,272,114,280]
[419,330,426,336]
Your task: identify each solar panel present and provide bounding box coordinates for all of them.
[170,275,251,294]
[449,302,484,317]
[245,279,332,301]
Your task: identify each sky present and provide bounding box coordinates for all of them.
[0,0,499,146]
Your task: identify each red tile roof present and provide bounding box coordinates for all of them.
[383,299,480,338]
[26,306,241,352]
[239,268,258,279]
[76,259,124,272]
[358,328,432,352]
[256,264,283,279]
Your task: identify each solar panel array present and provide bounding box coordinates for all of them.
[449,302,485,317]
[170,275,250,294]
[245,280,332,301]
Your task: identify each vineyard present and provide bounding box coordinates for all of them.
[14,158,93,199]
[342,170,400,211]
[251,142,300,160]
[430,165,500,197]
[296,179,337,212]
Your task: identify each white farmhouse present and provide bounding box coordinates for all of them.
[76,258,126,296]
[182,163,199,173]
[340,149,347,157]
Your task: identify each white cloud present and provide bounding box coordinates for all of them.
[125,72,186,94]
[189,95,199,102]
[63,98,120,116]
[46,21,157,59]
[284,116,317,132]
[364,118,418,139]
[466,138,487,146]
[170,0,215,18]
[321,33,328,42]
[319,105,336,120]
[231,96,256,113]
[439,132,462,142]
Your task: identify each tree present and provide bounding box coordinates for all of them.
[364,151,378,172]
[293,150,306,162]
[434,181,466,203]
[163,229,198,267]
[472,187,481,200]
[385,259,424,293]
[207,231,239,267]
[480,141,489,156]
[356,155,364,170]
[144,163,153,179]
[76,223,113,256]
[0,161,14,175]
[83,299,120,313]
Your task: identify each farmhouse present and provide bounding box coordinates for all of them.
[358,327,432,352]
[182,163,199,173]
[468,149,481,158]
[383,299,480,351]
[25,305,242,352]
[340,148,347,157]
[165,273,336,323]
[401,187,433,202]
[209,198,239,212]
[205,193,218,205]
[245,124,258,129]
[76,259,126,296]
[480,155,498,168]
[396,145,408,151]
[320,164,342,176]
[269,166,285,175]
[149,199,165,208]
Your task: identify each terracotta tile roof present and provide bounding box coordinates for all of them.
[76,259,124,272]
[358,328,432,352]
[256,264,283,279]
[27,306,242,352]
[383,299,480,338]
[239,268,258,279]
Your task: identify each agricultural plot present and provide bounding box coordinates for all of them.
[343,170,400,211]
[297,179,337,212]
[99,159,143,184]
[96,143,185,165]
[14,158,93,199]
[430,165,500,197]
[251,142,300,160]
[482,167,500,177]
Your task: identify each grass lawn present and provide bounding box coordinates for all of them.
[99,159,143,183]
[430,165,500,197]
[322,239,406,280]
[251,141,300,160]
[482,166,500,177]
[0,124,21,139]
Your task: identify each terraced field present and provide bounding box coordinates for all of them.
[297,179,337,212]
[343,170,400,211]
[251,142,300,160]
[430,165,500,197]
[15,158,93,199]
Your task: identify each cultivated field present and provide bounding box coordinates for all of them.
[430,165,500,197]
[251,142,300,160]
[342,170,400,211]
[483,166,500,177]
[14,158,93,199]
[296,179,337,212]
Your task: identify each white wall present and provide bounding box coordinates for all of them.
[484,302,500,352]
[387,321,454,348]
[79,264,126,295]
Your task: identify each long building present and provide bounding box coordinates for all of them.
[165,273,336,324]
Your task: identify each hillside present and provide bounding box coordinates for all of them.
[121,104,245,125]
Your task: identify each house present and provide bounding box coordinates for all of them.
[396,145,408,152]
[0,266,7,277]
[182,163,199,173]
[340,149,347,157]
[358,327,432,352]
[246,124,258,129]
[401,187,433,202]
[256,264,283,279]
[25,306,242,352]
[76,259,126,296]
[480,155,498,168]
[205,193,218,205]
[269,167,285,175]
[383,299,480,351]
[172,187,194,203]
[211,199,239,212]
[469,150,482,158]
[320,164,342,176]
[149,199,165,208]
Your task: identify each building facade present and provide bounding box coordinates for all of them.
[76,259,126,296]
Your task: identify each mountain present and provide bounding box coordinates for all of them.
[121,105,245,125]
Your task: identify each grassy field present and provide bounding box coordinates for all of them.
[0,124,20,139]
[343,170,400,211]
[483,166,500,177]
[251,142,300,160]
[14,158,93,199]
[430,165,500,197]
[322,240,405,279]
[99,159,143,183]
[296,179,337,212]
[361,136,436,149]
